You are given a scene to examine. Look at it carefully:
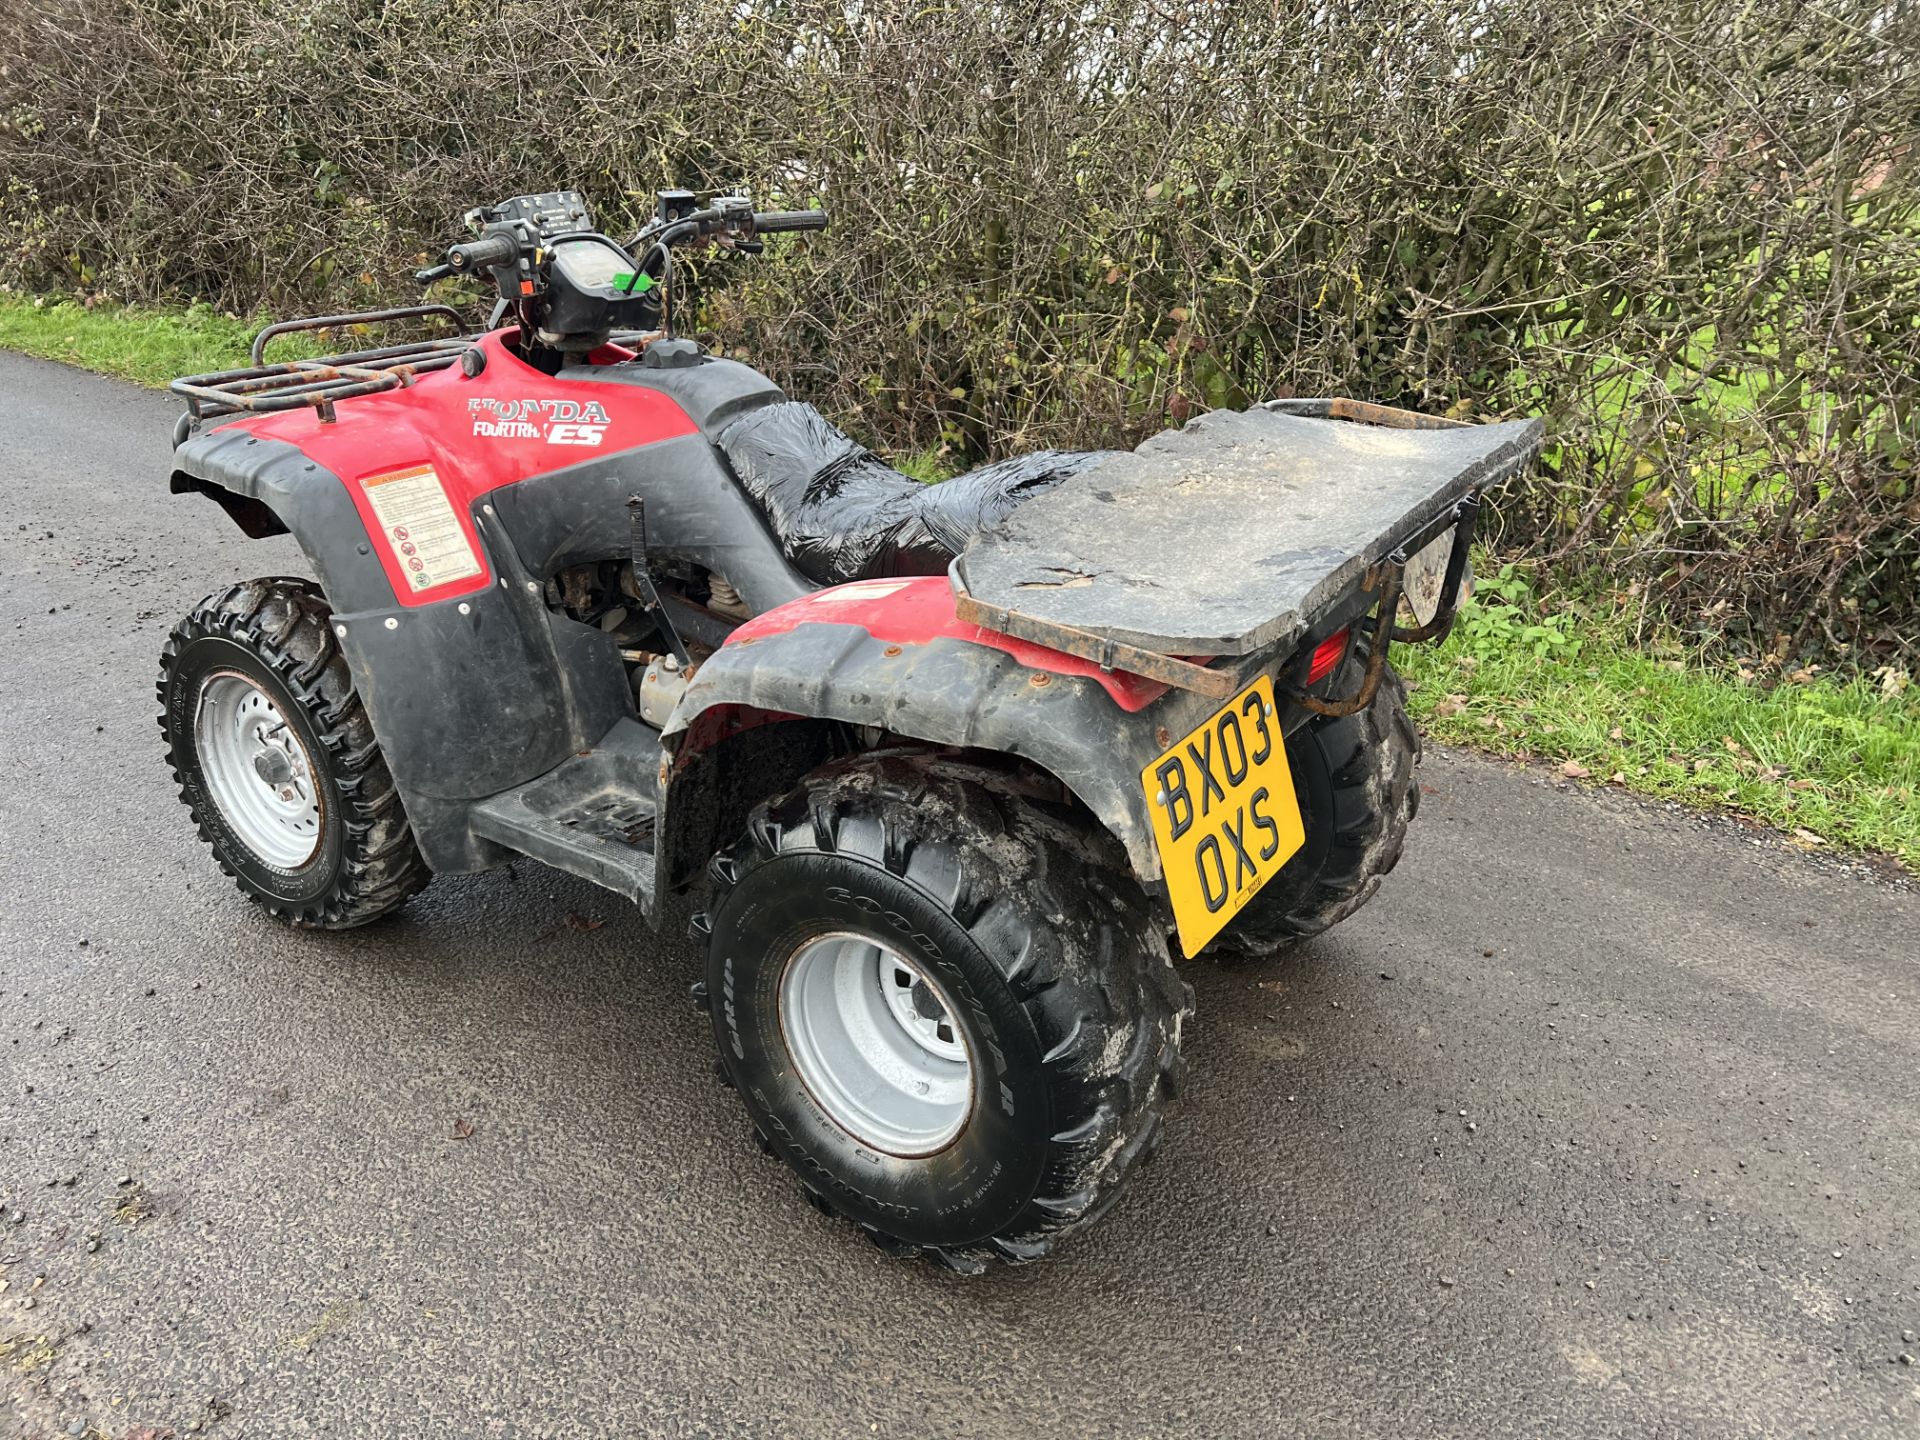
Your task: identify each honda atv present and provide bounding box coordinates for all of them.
[159,188,1541,1271]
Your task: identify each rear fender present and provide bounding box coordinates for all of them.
[663,577,1236,883]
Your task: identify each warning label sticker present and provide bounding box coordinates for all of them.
[359,464,483,593]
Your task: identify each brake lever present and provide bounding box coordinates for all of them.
[415,262,455,285]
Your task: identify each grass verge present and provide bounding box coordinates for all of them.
[3,294,1912,871]
[1398,567,1917,870]
[0,294,322,385]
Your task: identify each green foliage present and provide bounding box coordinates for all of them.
[1400,583,1920,869]
[1456,565,1585,662]
[888,448,956,484]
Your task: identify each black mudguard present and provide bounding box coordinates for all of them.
[663,620,1234,885]
[169,426,632,874]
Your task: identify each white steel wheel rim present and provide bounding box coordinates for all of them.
[194,671,324,870]
[779,931,975,1157]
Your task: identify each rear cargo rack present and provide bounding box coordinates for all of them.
[171,305,472,425]
[952,397,1541,701]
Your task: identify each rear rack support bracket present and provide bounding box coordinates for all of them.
[1392,492,1482,646]
[1282,561,1405,719]
[1284,488,1482,719]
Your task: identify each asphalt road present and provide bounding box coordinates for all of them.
[2,351,1917,1439]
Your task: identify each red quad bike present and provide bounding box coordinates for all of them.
[160,189,1541,1271]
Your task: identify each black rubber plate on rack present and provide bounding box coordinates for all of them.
[951,406,1543,657]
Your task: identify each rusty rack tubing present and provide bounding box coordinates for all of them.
[1283,561,1406,719]
[171,335,473,424]
[249,303,466,366]
[1261,396,1471,431]
[951,586,1240,701]
[1283,490,1483,718]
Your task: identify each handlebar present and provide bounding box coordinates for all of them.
[448,231,521,272]
[651,205,828,251]
[752,210,829,234]
[414,228,522,286]
[413,198,827,295]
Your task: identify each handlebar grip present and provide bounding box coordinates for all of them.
[753,210,829,234]
[447,232,520,271]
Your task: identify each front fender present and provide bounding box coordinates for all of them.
[168,425,630,874]
[171,426,396,609]
[663,578,1232,883]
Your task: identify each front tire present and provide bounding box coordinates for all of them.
[704,756,1190,1270]
[158,577,430,928]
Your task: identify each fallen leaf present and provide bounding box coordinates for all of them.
[1610,772,1626,784]
[563,913,605,933]
[1789,828,1827,848]
[451,1118,475,1140]
[1609,726,1624,741]
[1559,760,1591,779]
[1787,778,1818,792]
[1435,693,1469,718]
[114,1184,157,1227]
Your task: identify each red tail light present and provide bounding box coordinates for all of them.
[1307,627,1349,685]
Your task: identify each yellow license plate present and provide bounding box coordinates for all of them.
[1142,674,1305,955]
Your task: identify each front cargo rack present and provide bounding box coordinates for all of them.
[171,304,472,425]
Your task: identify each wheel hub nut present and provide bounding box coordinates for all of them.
[253,748,295,787]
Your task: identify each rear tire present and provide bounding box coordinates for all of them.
[158,577,430,928]
[703,755,1191,1270]
[1213,650,1420,956]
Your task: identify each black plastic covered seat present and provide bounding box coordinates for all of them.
[714,400,1107,588]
